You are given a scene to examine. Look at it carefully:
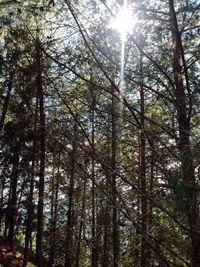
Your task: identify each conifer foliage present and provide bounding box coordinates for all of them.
[0,0,199,266]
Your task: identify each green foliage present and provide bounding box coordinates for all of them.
[0,0,199,266]
[27,263,36,267]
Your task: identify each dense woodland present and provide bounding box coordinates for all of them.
[0,0,200,266]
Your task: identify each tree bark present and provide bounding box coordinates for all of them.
[64,123,77,267]
[8,152,19,251]
[49,154,60,267]
[111,86,119,267]
[4,181,12,238]
[139,52,149,267]
[0,69,13,132]
[75,176,86,267]
[169,1,200,266]
[23,97,38,267]
[0,177,5,233]
[102,117,111,267]
[35,35,46,267]
[102,173,111,267]
[91,87,98,267]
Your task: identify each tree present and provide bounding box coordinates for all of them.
[0,0,199,266]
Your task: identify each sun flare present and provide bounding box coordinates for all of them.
[109,5,136,39]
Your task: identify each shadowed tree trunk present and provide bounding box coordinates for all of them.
[75,176,87,267]
[7,152,19,251]
[102,116,112,267]
[91,87,98,267]
[0,174,6,233]
[111,86,119,267]
[23,97,38,267]
[0,67,14,237]
[169,1,200,266]
[49,154,60,267]
[35,34,46,267]
[102,172,111,267]
[139,51,149,267]
[4,181,12,238]
[64,123,77,267]
[0,69,13,132]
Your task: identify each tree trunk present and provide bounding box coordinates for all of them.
[75,176,86,267]
[23,97,38,267]
[169,1,200,266]
[139,52,149,267]
[49,155,60,267]
[4,181,12,238]
[111,86,119,267]
[102,117,111,267]
[0,178,5,233]
[0,70,13,132]
[91,88,98,267]
[8,152,19,251]
[64,123,77,267]
[0,69,15,238]
[35,35,46,267]
[102,173,111,267]
[49,160,55,267]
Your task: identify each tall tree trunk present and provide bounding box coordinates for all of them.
[8,152,19,250]
[102,117,111,267]
[148,140,155,266]
[23,97,38,267]
[102,173,111,267]
[64,123,77,267]
[0,178,5,233]
[49,161,55,267]
[139,52,149,267]
[134,132,141,267]
[111,86,119,267]
[169,1,200,266]
[0,70,13,132]
[49,154,60,267]
[91,88,98,267]
[75,176,87,267]
[35,35,46,267]
[4,181,12,238]
[0,70,14,237]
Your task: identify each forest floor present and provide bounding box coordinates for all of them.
[0,238,22,267]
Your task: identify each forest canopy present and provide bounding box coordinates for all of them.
[0,0,200,266]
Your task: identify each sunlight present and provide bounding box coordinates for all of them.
[108,1,137,103]
[109,4,136,40]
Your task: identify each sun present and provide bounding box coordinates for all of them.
[109,5,136,40]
